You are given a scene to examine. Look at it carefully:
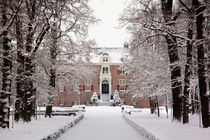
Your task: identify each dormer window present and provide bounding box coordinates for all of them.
[102,53,109,62]
[103,57,108,62]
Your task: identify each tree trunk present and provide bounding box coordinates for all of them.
[166,35,182,121]
[0,4,12,128]
[14,15,25,122]
[161,0,182,121]
[155,96,160,117]
[20,0,37,122]
[191,86,195,114]
[45,22,57,117]
[23,23,36,122]
[193,0,209,128]
[183,16,194,124]
[204,0,210,99]
[149,97,155,114]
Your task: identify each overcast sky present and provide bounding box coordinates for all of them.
[88,0,131,48]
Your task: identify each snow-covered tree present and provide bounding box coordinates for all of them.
[120,0,171,113]
[113,90,120,106]
[192,0,209,128]
[44,0,97,117]
[0,0,98,122]
[13,0,51,122]
[91,92,99,105]
[120,0,210,127]
[0,0,13,128]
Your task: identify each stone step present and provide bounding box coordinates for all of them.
[98,102,110,106]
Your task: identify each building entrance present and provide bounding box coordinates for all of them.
[101,80,109,102]
[102,80,109,94]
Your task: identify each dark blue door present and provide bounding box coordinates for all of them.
[102,84,109,94]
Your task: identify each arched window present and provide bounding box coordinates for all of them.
[103,57,108,62]
[102,53,109,62]
[102,80,109,84]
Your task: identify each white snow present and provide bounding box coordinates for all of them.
[1,107,210,140]
[58,106,145,140]
[91,47,129,63]
[0,115,76,140]
[124,108,210,140]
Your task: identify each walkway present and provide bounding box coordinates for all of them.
[58,106,144,140]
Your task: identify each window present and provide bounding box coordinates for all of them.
[103,57,108,62]
[73,79,79,91]
[74,100,78,105]
[120,70,125,75]
[85,79,91,91]
[58,82,64,92]
[102,67,108,74]
[59,99,64,106]
[119,79,126,91]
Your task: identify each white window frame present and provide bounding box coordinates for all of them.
[102,67,108,74]
[58,82,64,92]
[119,79,126,91]
[59,99,64,106]
[103,57,108,62]
[120,70,125,75]
[85,79,91,91]
[73,79,79,91]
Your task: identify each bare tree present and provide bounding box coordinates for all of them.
[45,0,97,117]
[14,0,51,122]
[0,0,13,128]
[193,0,209,128]
[177,0,195,124]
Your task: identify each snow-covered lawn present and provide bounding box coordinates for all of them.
[0,115,79,140]
[58,106,145,140]
[124,108,210,140]
[1,106,209,140]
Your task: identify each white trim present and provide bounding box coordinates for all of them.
[58,82,64,92]
[119,79,126,91]
[73,79,79,91]
[120,70,125,75]
[59,99,64,106]
[85,79,91,91]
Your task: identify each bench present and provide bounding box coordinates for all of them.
[52,108,80,116]
[52,110,78,116]
[35,107,81,116]
[121,105,142,115]
[72,105,86,112]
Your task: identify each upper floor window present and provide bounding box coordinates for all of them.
[119,79,126,91]
[102,67,109,74]
[103,57,108,62]
[85,79,91,91]
[120,70,125,75]
[58,82,64,92]
[73,79,79,91]
[118,69,125,75]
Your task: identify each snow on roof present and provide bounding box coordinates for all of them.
[91,47,129,63]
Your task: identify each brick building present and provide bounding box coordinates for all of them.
[53,46,150,108]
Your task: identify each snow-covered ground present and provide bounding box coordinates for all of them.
[0,115,80,140]
[124,108,210,140]
[58,106,145,140]
[1,106,210,140]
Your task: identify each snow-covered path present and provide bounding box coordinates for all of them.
[58,106,144,140]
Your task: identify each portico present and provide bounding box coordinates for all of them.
[99,53,112,103]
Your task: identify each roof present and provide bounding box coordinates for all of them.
[91,47,129,64]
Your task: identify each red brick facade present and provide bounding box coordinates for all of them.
[53,49,151,108]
